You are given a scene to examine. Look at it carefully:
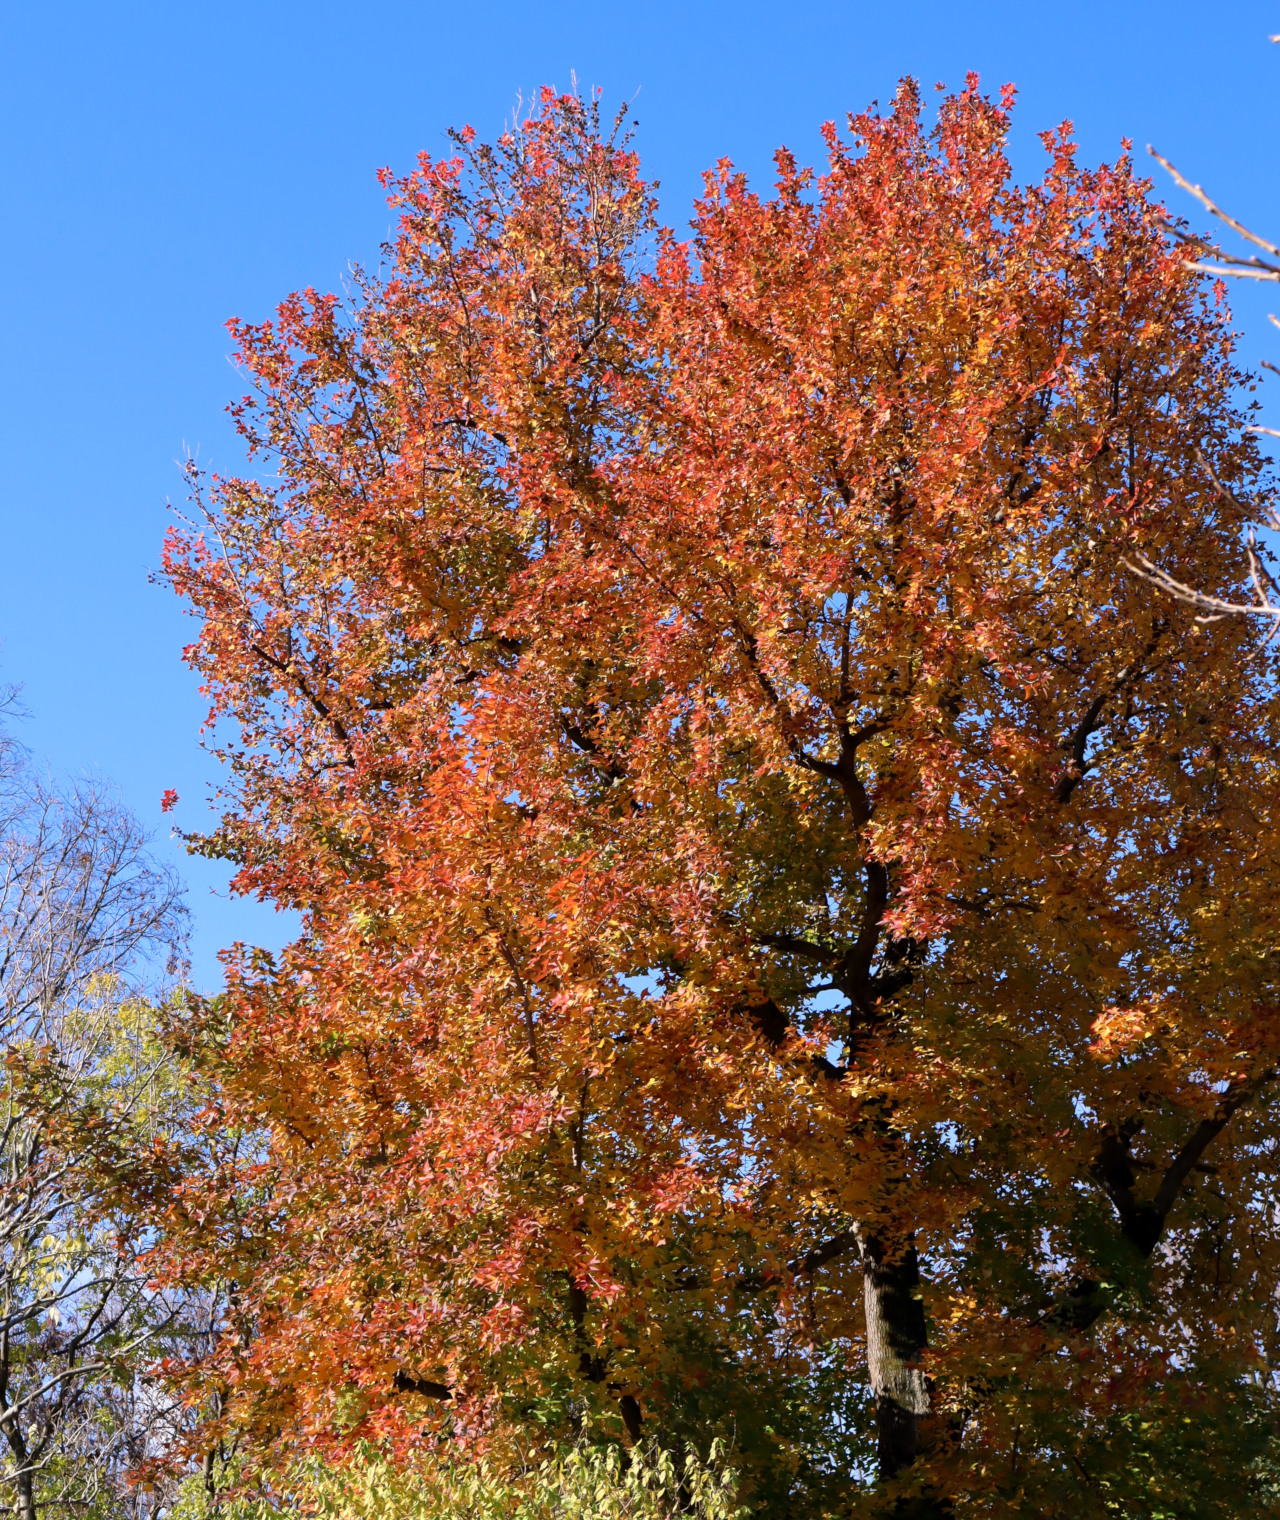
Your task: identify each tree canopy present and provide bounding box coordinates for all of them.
[160,80,1280,1517]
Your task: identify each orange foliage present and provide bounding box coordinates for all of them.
[161,81,1280,1514]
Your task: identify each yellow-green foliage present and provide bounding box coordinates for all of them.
[173,1443,748,1520]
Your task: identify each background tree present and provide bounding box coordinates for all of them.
[1126,34,1280,626]
[0,747,196,1520]
[161,82,1280,1517]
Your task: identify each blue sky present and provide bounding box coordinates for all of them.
[1,0,1277,988]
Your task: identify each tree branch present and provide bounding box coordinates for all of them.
[393,1372,452,1400]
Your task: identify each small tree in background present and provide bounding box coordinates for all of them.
[0,748,205,1520]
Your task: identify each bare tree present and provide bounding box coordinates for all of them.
[1125,34,1280,624]
[0,749,193,1520]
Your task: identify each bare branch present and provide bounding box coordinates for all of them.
[1121,453,1280,633]
[1148,147,1280,265]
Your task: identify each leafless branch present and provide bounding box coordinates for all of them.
[1122,453,1280,633]
[1148,147,1280,272]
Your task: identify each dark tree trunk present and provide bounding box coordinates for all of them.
[862,1236,931,1478]
[861,1235,951,1517]
[1,1397,36,1520]
[620,1394,642,1443]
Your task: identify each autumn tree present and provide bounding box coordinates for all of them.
[159,82,1280,1517]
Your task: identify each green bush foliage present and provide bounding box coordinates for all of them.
[171,1443,747,1520]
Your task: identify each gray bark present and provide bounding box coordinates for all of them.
[861,1236,931,1481]
[14,1466,34,1520]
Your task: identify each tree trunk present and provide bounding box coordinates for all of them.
[14,1463,35,1520]
[861,1235,954,1518]
[1,1395,36,1520]
[862,1236,931,1480]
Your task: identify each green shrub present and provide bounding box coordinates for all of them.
[170,1441,749,1520]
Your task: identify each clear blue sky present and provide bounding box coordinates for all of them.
[1,1,1277,989]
